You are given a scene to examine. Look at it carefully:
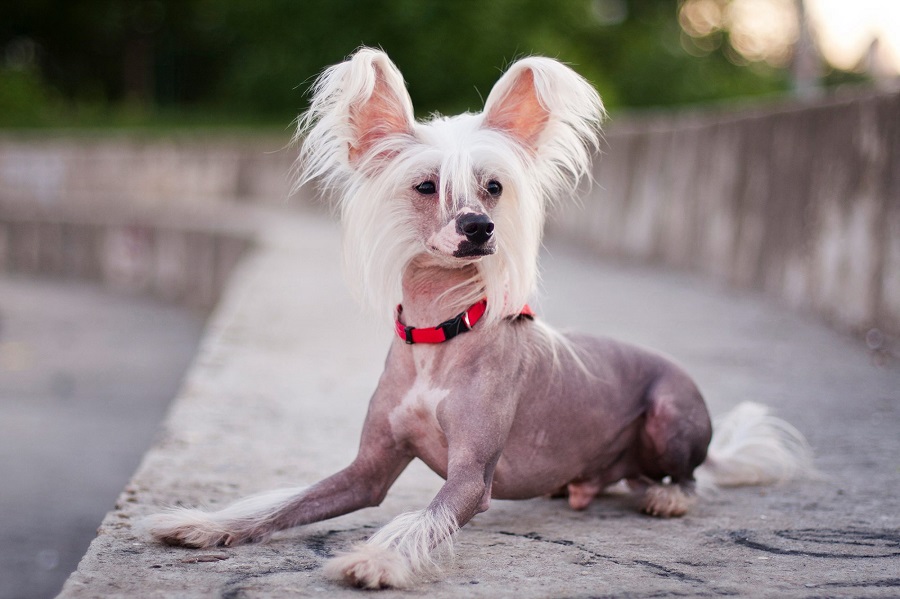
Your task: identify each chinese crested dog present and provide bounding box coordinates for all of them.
[146,48,814,589]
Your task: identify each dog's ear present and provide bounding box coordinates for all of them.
[296,48,414,183]
[481,57,604,203]
[483,57,604,153]
[345,52,415,164]
[483,65,548,148]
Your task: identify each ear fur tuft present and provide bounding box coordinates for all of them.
[483,56,605,201]
[294,47,415,191]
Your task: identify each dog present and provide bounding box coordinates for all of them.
[146,48,814,589]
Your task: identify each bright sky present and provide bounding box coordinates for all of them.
[679,0,900,75]
[806,0,900,73]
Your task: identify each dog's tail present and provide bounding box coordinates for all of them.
[695,402,817,489]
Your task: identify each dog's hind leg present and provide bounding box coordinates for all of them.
[634,367,713,517]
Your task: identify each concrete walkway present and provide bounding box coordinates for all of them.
[59,208,900,598]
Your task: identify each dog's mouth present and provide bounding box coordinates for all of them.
[425,243,496,263]
[453,242,497,260]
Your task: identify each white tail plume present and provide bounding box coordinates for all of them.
[697,402,817,488]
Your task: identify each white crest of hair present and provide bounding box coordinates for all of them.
[142,486,306,548]
[324,504,457,589]
[293,48,604,325]
[696,402,818,490]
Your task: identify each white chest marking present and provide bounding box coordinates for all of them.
[388,355,450,441]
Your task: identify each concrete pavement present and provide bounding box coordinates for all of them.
[59,208,900,598]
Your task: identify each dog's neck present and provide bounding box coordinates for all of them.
[399,256,484,328]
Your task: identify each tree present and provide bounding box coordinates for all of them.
[0,0,797,127]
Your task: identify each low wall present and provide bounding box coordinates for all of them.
[0,133,296,309]
[0,133,296,211]
[2,90,897,340]
[0,208,252,311]
[551,89,900,343]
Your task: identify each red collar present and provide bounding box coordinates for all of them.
[395,300,534,344]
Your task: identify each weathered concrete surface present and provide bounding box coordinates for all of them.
[551,89,900,345]
[0,276,205,599]
[59,209,899,598]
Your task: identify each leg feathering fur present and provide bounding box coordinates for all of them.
[325,505,457,589]
[142,487,306,548]
[640,483,695,517]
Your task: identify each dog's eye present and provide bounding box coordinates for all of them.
[486,180,503,197]
[415,181,437,195]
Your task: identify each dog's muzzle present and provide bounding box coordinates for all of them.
[455,213,496,258]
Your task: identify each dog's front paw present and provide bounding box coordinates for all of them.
[143,510,246,548]
[324,544,414,589]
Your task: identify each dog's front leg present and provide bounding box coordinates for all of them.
[145,396,412,549]
[324,457,495,589]
[326,390,513,589]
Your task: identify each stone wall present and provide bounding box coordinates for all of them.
[551,89,900,342]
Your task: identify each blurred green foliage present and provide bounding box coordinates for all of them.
[0,0,794,128]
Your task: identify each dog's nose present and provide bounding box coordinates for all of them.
[457,213,495,245]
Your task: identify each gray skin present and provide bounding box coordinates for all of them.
[190,233,713,547]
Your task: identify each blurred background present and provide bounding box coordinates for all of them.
[1,1,898,598]
[1,0,898,128]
